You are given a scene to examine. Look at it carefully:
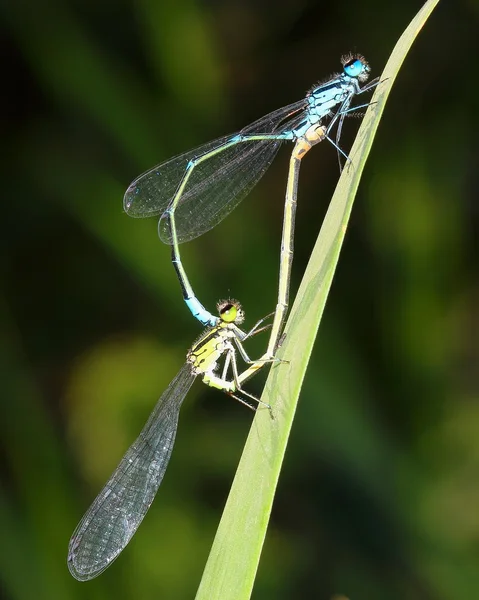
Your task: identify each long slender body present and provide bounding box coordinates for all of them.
[265,123,328,358]
[67,300,274,581]
[124,54,378,330]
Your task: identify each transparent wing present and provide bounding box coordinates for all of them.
[67,363,196,581]
[123,99,308,244]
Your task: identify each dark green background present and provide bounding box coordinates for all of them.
[1,0,478,598]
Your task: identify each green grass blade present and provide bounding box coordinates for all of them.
[195,1,441,598]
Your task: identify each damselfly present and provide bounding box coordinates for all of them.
[124,54,377,352]
[67,300,275,580]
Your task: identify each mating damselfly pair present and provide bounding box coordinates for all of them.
[68,54,378,580]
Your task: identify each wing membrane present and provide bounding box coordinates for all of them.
[123,100,307,243]
[67,363,196,580]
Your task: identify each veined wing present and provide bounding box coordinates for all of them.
[123,99,308,244]
[67,363,196,581]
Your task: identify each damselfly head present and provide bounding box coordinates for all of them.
[341,53,370,82]
[217,299,245,325]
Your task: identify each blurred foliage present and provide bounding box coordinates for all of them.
[0,0,478,599]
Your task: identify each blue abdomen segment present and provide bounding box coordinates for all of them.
[185,297,219,327]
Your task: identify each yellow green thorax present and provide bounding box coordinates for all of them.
[186,299,245,391]
[187,320,229,374]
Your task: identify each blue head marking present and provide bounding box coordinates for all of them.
[344,59,363,77]
[342,54,370,80]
